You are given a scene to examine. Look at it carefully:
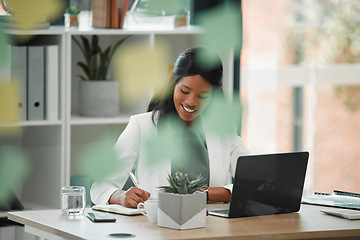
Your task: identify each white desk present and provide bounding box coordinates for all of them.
[8,204,360,240]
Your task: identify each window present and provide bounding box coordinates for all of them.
[240,0,360,195]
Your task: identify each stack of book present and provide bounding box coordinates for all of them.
[92,0,130,28]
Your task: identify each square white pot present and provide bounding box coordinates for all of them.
[157,191,206,230]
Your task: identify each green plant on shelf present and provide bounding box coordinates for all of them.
[72,35,131,81]
[65,5,81,15]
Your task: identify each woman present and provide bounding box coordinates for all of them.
[90,47,249,207]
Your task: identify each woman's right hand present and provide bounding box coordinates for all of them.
[109,187,151,208]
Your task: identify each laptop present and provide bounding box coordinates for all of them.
[208,151,309,218]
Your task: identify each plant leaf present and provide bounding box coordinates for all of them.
[89,54,100,80]
[78,75,86,80]
[99,46,111,80]
[108,35,132,64]
[72,36,85,57]
[79,36,92,63]
[91,35,101,56]
[159,171,207,194]
[77,62,90,79]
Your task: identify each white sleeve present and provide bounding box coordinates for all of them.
[224,134,250,193]
[90,116,141,205]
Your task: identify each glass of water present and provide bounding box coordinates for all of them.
[61,186,86,215]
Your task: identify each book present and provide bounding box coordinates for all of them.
[92,0,106,28]
[44,45,59,121]
[119,0,130,29]
[27,46,45,121]
[92,204,141,216]
[92,0,112,28]
[111,0,120,28]
[302,190,360,210]
[11,45,27,121]
[93,0,128,29]
[321,209,360,220]
[105,0,112,28]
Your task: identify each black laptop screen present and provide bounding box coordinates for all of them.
[229,152,309,218]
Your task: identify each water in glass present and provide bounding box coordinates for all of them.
[61,186,86,215]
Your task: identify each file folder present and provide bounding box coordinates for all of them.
[27,46,45,120]
[0,45,11,82]
[44,45,59,121]
[11,46,27,121]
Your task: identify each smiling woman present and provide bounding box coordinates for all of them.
[90,47,250,208]
[173,75,212,125]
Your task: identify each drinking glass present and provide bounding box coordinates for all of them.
[61,186,86,215]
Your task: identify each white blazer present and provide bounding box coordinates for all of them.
[90,112,250,205]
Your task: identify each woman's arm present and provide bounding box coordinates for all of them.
[207,135,249,203]
[90,116,142,205]
[109,188,151,208]
[208,187,231,202]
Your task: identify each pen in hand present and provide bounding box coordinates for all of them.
[128,171,140,188]
[127,171,151,202]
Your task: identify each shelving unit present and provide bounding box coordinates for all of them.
[1,25,235,210]
[2,28,66,209]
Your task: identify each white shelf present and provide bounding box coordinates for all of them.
[66,25,204,35]
[6,26,67,35]
[1,120,63,127]
[70,115,130,125]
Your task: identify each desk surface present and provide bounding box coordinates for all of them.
[8,204,360,240]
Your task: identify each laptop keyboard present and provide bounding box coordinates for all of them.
[211,209,230,215]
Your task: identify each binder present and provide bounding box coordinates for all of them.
[27,46,45,121]
[0,45,11,82]
[44,45,59,121]
[11,46,27,121]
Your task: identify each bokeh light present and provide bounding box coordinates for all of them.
[0,145,30,206]
[195,4,242,68]
[4,0,63,31]
[143,115,190,170]
[76,133,120,181]
[202,90,242,138]
[114,40,171,103]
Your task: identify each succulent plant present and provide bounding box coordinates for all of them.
[65,5,81,15]
[159,172,207,194]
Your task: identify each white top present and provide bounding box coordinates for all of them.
[90,112,250,205]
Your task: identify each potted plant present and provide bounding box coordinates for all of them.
[72,35,131,117]
[65,5,81,27]
[157,172,207,230]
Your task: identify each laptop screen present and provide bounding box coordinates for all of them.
[228,152,309,218]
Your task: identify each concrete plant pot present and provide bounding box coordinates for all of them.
[79,80,120,117]
[157,191,206,230]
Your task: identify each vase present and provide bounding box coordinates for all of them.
[157,191,206,230]
[64,13,79,28]
[79,80,120,117]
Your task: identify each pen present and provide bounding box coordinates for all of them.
[128,171,140,188]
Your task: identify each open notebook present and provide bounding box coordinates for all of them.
[92,204,141,216]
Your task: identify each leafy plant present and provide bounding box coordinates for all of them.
[72,35,131,81]
[159,172,207,194]
[65,5,81,15]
